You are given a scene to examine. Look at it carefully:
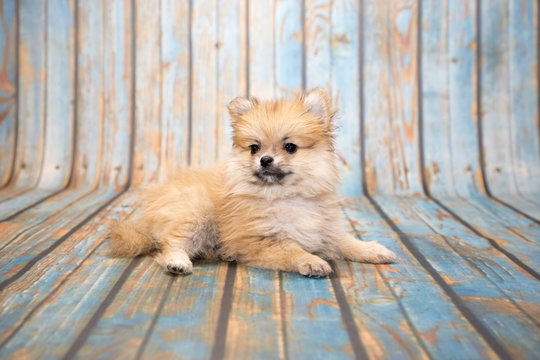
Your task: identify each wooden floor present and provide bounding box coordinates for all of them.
[1,190,540,359]
[1,0,540,358]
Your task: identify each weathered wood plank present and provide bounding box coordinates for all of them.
[159,0,190,177]
[190,0,218,167]
[74,0,104,188]
[331,0,362,196]
[281,272,353,359]
[2,0,45,196]
[274,0,303,97]
[73,257,164,359]
[433,195,540,274]
[480,0,540,215]
[421,0,482,197]
[373,195,540,358]
[224,266,283,359]
[0,186,108,239]
[0,193,136,354]
[401,196,540,310]
[305,0,362,196]
[0,0,17,187]
[40,0,75,190]
[248,0,275,98]
[342,198,497,359]
[136,262,229,359]
[132,0,161,186]
[216,0,247,161]
[0,0,76,218]
[99,0,133,189]
[363,0,421,195]
[0,187,120,282]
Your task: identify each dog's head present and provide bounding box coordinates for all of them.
[225,89,340,198]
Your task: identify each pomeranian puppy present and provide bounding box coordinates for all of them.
[109,89,396,277]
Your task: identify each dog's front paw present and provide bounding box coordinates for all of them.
[166,259,193,275]
[298,257,332,278]
[369,243,397,264]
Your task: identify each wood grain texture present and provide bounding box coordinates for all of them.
[224,266,283,359]
[374,195,540,359]
[216,0,247,161]
[330,0,362,196]
[100,0,133,189]
[274,0,303,97]
[281,271,353,358]
[159,0,190,177]
[363,0,421,196]
[480,0,540,214]
[248,0,275,98]
[421,0,482,197]
[0,194,136,354]
[305,0,362,196]
[190,0,218,167]
[132,0,161,186]
[75,0,104,188]
[343,198,498,359]
[0,0,75,218]
[0,0,17,187]
[40,0,75,190]
[136,262,229,359]
[5,0,45,194]
[0,1,539,358]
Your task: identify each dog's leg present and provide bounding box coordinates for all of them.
[334,233,396,264]
[239,240,333,277]
[154,237,194,275]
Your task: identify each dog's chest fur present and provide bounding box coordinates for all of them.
[259,196,339,252]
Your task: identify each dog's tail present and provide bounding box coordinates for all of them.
[108,222,156,257]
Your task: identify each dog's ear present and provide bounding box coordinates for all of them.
[227,97,258,118]
[302,88,332,121]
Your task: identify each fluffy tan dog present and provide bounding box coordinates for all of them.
[109,89,396,277]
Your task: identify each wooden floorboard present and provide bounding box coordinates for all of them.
[3,192,539,358]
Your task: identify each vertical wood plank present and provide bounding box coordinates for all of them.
[481,0,540,201]
[190,0,218,167]
[223,267,283,359]
[159,0,190,177]
[0,0,76,218]
[99,0,133,190]
[421,0,482,197]
[11,0,45,190]
[216,0,247,160]
[508,0,540,197]
[248,0,275,98]
[281,272,353,358]
[39,0,75,190]
[133,0,161,186]
[331,0,361,196]
[305,0,362,196]
[363,0,421,195]
[274,0,303,97]
[75,0,103,187]
[137,262,229,358]
[0,0,17,187]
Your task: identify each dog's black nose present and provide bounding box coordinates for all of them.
[260,156,274,167]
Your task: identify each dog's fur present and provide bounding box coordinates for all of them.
[109,89,396,277]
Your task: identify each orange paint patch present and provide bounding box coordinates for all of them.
[307,298,339,320]
[418,324,441,344]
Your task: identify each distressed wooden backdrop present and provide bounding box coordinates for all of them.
[1,0,540,359]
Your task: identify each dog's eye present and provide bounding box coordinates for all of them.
[249,144,260,155]
[284,143,297,154]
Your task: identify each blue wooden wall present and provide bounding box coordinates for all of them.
[1,0,539,359]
